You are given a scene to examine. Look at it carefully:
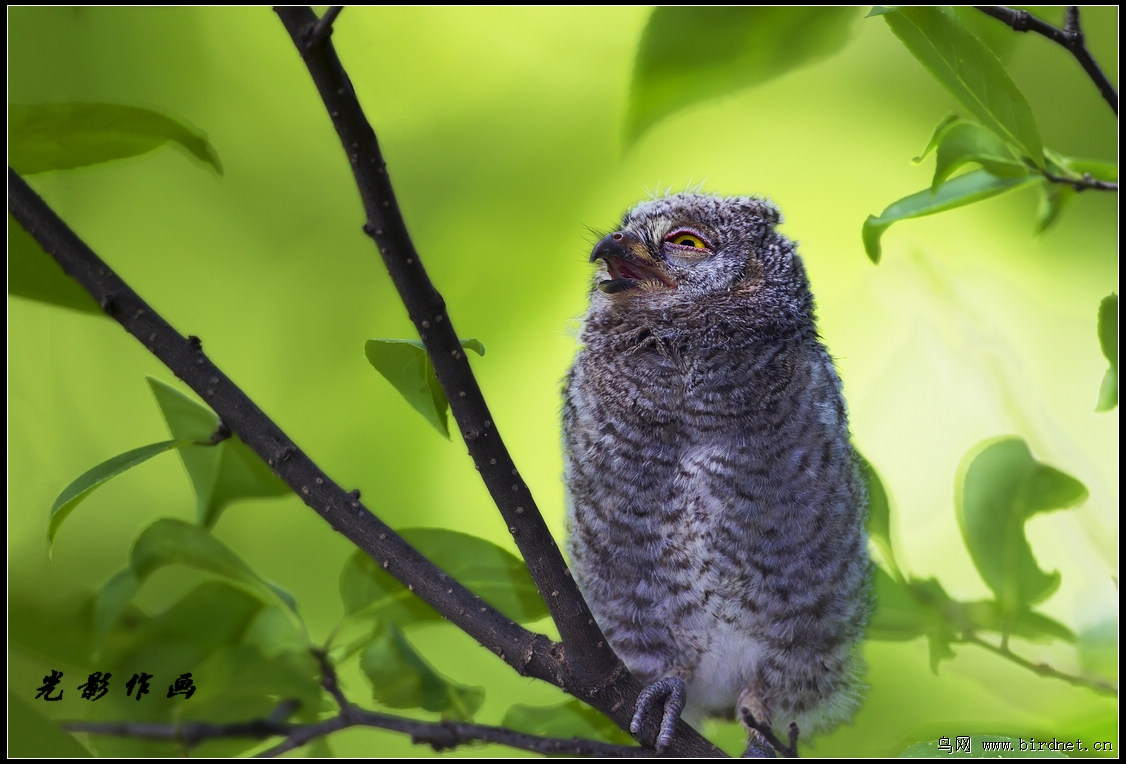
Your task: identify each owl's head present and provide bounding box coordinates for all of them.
[587,192,813,326]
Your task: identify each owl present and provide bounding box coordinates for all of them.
[562,192,870,756]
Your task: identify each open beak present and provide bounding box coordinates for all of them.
[590,231,676,293]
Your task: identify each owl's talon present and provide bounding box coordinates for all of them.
[630,674,687,753]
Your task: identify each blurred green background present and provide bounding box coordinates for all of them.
[8,6,1117,757]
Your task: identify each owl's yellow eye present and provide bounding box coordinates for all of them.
[667,230,710,250]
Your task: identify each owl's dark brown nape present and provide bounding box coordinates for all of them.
[563,192,871,757]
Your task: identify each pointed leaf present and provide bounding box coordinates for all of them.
[360,624,484,720]
[626,7,860,146]
[956,437,1087,625]
[147,377,289,527]
[94,519,301,639]
[880,7,1043,164]
[7,692,93,757]
[961,600,1076,643]
[1059,158,1118,183]
[365,339,485,439]
[858,451,902,580]
[49,439,193,547]
[1033,180,1076,235]
[863,170,1037,263]
[9,214,104,315]
[401,528,547,622]
[867,566,929,641]
[9,102,222,175]
[340,528,547,624]
[912,114,961,163]
[867,570,960,671]
[930,121,1029,189]
[1095,294,1118,412]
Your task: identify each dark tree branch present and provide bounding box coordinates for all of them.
[5,6,724,755]
[63,650,654,758]
[9,164,558,735]
[307,5,342,48]
[1041,170,1118,192]
[975,5,1118,115]
[272,3,604,668]
[272,6,722,755]
[64,706,653,759]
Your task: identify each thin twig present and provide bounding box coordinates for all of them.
[63,651,653,758]
[1041,170,1118,192]
[974,5,1118,115]
[961,633,1118,696]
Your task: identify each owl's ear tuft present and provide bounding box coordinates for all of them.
[748,198,782,227]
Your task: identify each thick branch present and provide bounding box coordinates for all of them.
[7,8,725,752]
[975,5,1118,115]
[8,165,559,707]
[270,6,612,680]
[270,8,721,756]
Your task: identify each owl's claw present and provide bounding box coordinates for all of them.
[630,674,687,753]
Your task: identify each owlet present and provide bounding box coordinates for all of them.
[563,192,870,756]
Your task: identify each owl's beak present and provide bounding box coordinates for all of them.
[590,231,675,294]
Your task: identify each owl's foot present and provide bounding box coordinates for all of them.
[630,674,687,753]
[739,711,798,758]
[737,686,797,757]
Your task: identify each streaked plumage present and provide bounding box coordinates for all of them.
[563,192,870,755]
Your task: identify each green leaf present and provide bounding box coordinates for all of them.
[339,549,436,627]
[862,170,1038,263]
[93,519,302,639]
[901,735,1068,757]
[868,570,962,672]
[960,600,1076,644]
[102,581,268,668]
[147,377,290,527]
[8,214,105,315]
[955,437,1088,628]
[913,114,961,163]
[1095,294,1118,412]
[1077,620,1118,680]
[8,102,222,175]
[49,439,192,547]
[360,623,484,720]
[858,451,902,580]
[340,528,548,625]
[504,699,635,745]
[7,691,92,757]
[867,566,929,642]
[625,7,860,146]
[1033,180,1076,235]
[1057,157,1119,183]
[930,121,1029,189]
[365,339,485,439]
[880,7,1043,164]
